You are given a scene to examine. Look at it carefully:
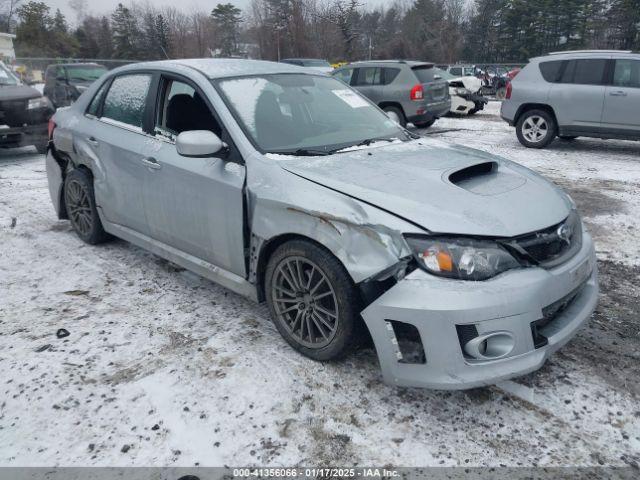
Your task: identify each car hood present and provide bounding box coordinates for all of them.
[0,84,42,101]
[277,139,571,237]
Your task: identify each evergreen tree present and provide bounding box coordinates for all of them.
[211,3,242,56]
[111,3,141,59]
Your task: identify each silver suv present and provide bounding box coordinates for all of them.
[501,50,640,148]
[332,60,451,128]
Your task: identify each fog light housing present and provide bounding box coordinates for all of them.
[464,331,515,360]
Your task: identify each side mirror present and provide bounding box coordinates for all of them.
[176,130,226,158]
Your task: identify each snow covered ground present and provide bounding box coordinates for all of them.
[1,102,639,468]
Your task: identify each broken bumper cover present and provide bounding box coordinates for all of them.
[362,230,598,389]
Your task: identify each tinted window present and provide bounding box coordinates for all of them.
[102,74,151,128]
[156,78,221,139]
[66,65,107,82]
[412,66,435,82]
[613,59,640,88]
[354,67,382,86]
[382,68,401,85]
[333,68,354,85]
[449,67,462,76]
[539,60,563,82]
[86,80,110,117]
[561,59,607,85]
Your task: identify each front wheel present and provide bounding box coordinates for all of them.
[265,240,360,361]
[516,109,557,149]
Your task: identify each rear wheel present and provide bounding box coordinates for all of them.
[516,109,557,149]
[64,168,111,245]
[414,118,436,128]
[265,240,360,361]
[382,106,406,128]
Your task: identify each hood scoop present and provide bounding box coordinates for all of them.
[448,161,526,195]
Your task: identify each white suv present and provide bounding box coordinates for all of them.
[501,50,640,148]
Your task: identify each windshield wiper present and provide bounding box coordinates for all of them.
[269,148,332,157]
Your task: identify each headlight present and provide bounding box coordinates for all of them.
[27,96,52,110]
[455,88,471,96]
[405,236,521,281]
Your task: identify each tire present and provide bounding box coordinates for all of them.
[382,106,406,127]
[496,87,507,100]
[265,239,360,361]
[516,109,557,149]
[414,118,436,128]
[559,135,578,140]
[467,108,479,116]
[63,168,111,245]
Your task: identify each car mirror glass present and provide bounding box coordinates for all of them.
[176,130,226,158]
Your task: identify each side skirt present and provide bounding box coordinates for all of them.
[102,219,258,302]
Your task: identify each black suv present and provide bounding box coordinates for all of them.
[43,63,107,108]
[0,61,54,154]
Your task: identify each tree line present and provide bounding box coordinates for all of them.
[2,0,639,64]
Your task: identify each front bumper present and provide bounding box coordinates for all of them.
[361,230,598,389]
[0,122,48,148]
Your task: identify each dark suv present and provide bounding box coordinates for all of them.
[0,61,54,154]
[44,63,107,108]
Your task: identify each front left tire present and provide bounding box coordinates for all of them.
[264,239,360,361]
[63,168,111,245]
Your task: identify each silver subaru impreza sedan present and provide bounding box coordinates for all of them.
[45,59,598,389]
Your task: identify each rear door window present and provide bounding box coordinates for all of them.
[561,59,607,85]
[412,66,435,83]
[86,80,110,117]
[613,59,640,88]
[102,74,152,129]
[354,67,382,86]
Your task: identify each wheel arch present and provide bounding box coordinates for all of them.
[378,101,406,119]
[254,233,345,303]
[514,103,558,126]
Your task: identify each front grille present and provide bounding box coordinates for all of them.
[504,212,582,268]
[0,100,28,127]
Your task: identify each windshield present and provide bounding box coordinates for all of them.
[216,74,411,155]
[304,60,331,67]
[0,63,19,86]
[66,65,107,82]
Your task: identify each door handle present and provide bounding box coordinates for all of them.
[609,91,627,97]
[141,157,162,170]
[87,136,99,146]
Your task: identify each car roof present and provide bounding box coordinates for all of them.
[346,60,434,68]
[51,63,105,68]
[111,58,309,79]
[532,50,639,61]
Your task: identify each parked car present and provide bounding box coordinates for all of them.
[332,60,451,128]
[43,62,107,108]
[46,59,597,389]
[501,50,640,148]
[0,60,54,154]
[446,64,477,77]
[434,68,487,115]
[280,58,333,74]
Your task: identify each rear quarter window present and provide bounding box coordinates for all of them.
[412,66,435,83]
[539,61,563,82]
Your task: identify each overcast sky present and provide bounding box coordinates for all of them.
[46,0,388,23]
